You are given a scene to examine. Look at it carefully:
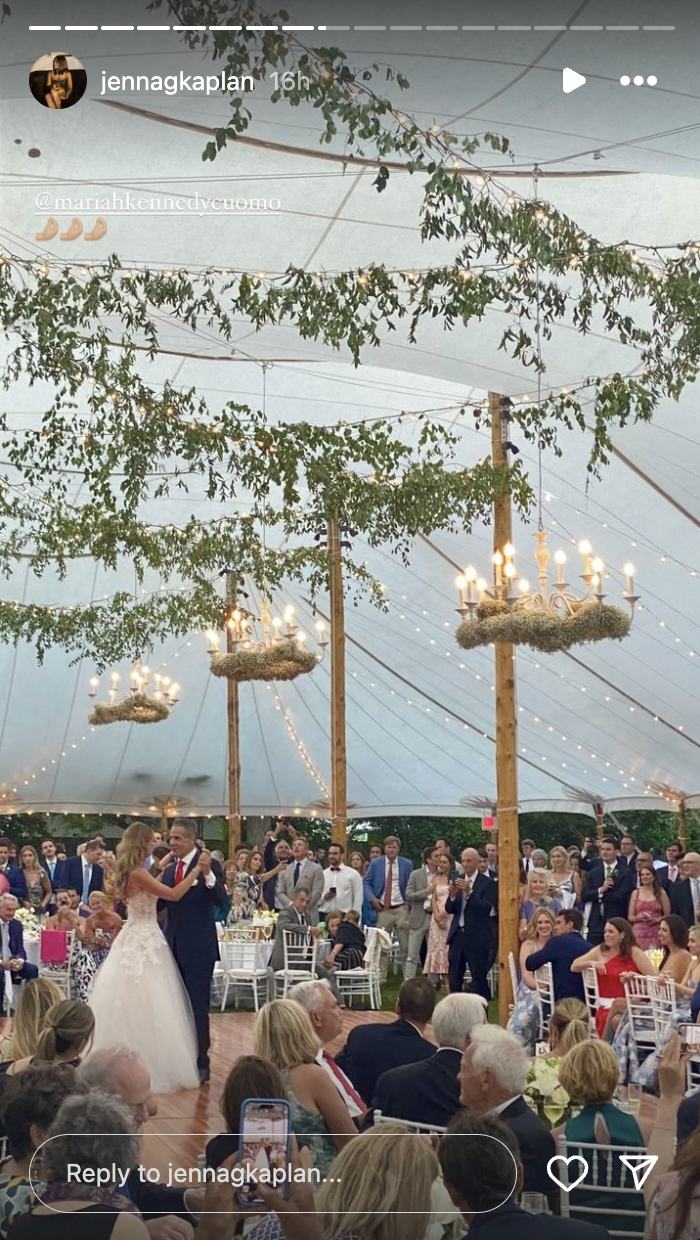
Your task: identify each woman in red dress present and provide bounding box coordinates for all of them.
[571,917,658,1038]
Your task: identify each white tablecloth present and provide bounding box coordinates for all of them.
[217,938,273,970]
[24,939,40,969]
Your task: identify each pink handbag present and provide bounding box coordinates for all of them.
[40,930,68,965]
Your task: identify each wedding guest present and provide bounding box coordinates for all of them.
[645,1033,700,1237]
[656,841,683,888]
[446,848,496,1000]
[671,923,700,1002]
[5,999,94,1076]
[349,852,365,875]
[101,851,118,907]
[0,1065,84,1236]
[321,911,366,971]
[0,845,23,903]
[658,914,692,983]
[424,852,453,990]
[61,839,104,911]
[17,848,51,917]
[508,907,556,1051]
[319,844,363,920]
[525,908,589,1003]
[549,846,582,909]
[670,853,700,926]
[521,839,536,873]
[275,837,324,924]
[628,863,670,948]
[42,889,96,1002]
[0,895,38,994]
[288,979,366,1120]
[0,979,64,1067]
[206,1055,288,1170]
[262,837,291,911]
[549,999,591,1058]
[227,849,269,922]
[253,999,356,1179]
[363,836,412,978]
[571,917,657,1038]
[519,868,562,938]
[215,860,238,923]
[582,836,636,945]
[83,891,123,966]
[335,977,436,1105]
[39,839,63,897]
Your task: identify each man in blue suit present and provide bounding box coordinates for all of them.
[0,894,39,1001]
[363,835,413,978]
[446,847,496,1001]
[61,840,105,910]
[158,818,225,1085]
[0,838,27,904]
[525,908,589,1002]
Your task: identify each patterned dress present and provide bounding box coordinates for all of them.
[0,1172,44,1237]
[425,883,451,976]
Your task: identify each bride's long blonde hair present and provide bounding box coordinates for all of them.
[114,821,154,897]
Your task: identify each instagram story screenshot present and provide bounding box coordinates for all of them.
[0,0,700,1237]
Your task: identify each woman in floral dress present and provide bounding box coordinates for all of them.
[508,907,556,1051]
[424,853,453,988]
[227,849,286,924]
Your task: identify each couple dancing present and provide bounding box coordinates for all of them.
[89,819,225,1092]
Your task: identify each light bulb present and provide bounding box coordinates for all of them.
[503,542,515,558]
[518,579,530,592]
[455,575,467,590]
[504,563,517,578]
[90,677,100,687]
[554,550,567,565]
[623,562,636,577]
[578,540,592,555]
[493,551,504,566]
[591,558,604,573]
[476,578,488,592]
[315,620,326,633]
[464,565,477,582]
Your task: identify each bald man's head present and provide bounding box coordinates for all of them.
[462,847,480,876]
[682,853,700,879]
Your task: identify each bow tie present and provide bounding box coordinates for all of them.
[330,867,340,872]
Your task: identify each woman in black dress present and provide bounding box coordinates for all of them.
[321,912,366,972]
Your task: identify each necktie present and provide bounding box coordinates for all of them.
[49,862,55,879]
[174,859,185,885]
[383,860,394,909]
[293,862,301,887]
[605,865,613,879]
[321,1050,365,1112]
[670,866,677,882]
[82,865,91,904]
[459,889,466,928]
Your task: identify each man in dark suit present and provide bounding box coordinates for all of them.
[0,838,27,903]
[335,976,436,1104]
[446,847,496,1000]
[39,836,64,911]
[671,852,700,927]
[582,836,635,945]
[61,840,105,910]
[657,841,683,888]
[457,1024,555,1204]
[525,908,589,1002]
[438,1110,611,1238]
[0,895,39,999]
[268,886,343,1002]
[619,833,639,871]
[158,818,225,1084]
[370,992,487,1128]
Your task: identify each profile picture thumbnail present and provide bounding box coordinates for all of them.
[29,53,87,110]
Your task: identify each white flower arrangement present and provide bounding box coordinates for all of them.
[524,1056,574,1129]
[15,906,40,939]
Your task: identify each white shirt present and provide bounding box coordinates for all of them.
[319,863,363,914]
[384,856,402,907]
[315,1049,364,1119]
[178,848,216,889]
[489,1095,522,1116]
[423,865,434,911]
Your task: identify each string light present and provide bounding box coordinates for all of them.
[269,688,330,798]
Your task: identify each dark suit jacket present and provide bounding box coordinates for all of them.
[582,861,635,934]
[498,1096,555,1200]
[335,1018,435,1104]
[467,1203,611,1238]
[446,871,496,945]
[40,857,65,893]
[269,905,313,972]
[525,932,588,1002]
[1,919,27,962]
[61,856,104,900]
[371,1047,461,1127]
[671,878,696,926]
[160,853,225,970]
[656,864,680,888]
[0,865,26,903]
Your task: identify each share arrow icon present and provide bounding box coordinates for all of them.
[619,1154,658,1190]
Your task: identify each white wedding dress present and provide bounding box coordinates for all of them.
[89,890,200,1093]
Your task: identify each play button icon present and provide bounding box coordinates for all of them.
[563,67,586,93]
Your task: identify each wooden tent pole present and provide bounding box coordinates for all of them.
[160,806,169,837]
[226,572,242,855]
[596,800,605,841]
[328,521,347,848]
[679,797,687,850]
[491,393,520,1026]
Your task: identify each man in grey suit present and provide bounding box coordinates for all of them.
[268,887,342,1002]
[275,835,324,923]
[405,845,440,979]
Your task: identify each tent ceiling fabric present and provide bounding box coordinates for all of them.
[1,2,698,819]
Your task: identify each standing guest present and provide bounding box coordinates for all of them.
[314,848,326,867]
[289,979,366,1120]
[424,852,454,990]
[579,834,600,872]
[371,992,487,1128]
[0,896,38,1003]
[519,868,562,937]
[628,863,670,947]
[6,999,94,1076]
[335,977,436,1105]
[350,851,376,927]
[530,849,550,870]
[0,979,64,1066]
[363,835,412,978]
[368,845,383,863]
[629,850,668,892]
[0,842,23,903]
[205,1055,290,1169]
[582,836,636,945]
[275,836,324,924]
[262,822,294,909]
[619,834,640,869]
[349,851,365,875]
[549,847,582,909]
[508,908,556,1050]
[434,838,452,856]
[16,848,51,917]
[253,999,356,1179]
[228,849,284,923]
[671,851,700,926]
[457,1025,556,1203]
[485,841,498,878]
[405,846,439,980]
[657,841,683,887]
[321,911,366,972]
[446,847,496,1001]
[214,860,238,923]
[319,844,363,920]
[521,839,536,874]
[658,914,692,983]
[82,891,123,966]
[61,839,104,911]
[0,1065,84,1236]
[39,839,63,901]
[571,917,657,1037]
[526,908,589,1003]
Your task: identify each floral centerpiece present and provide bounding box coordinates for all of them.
[15,906,40,939]
[525,1057,575,1129]
[252,910,278,940]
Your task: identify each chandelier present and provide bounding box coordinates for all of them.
[88,662,180,725]
[455,530,639,653]
[206,599,328,682]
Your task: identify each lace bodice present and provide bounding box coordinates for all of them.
[124,891,158,924]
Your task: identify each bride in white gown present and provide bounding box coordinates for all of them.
[89,821,201,1093]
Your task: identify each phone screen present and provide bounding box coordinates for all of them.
[237,1099,291,1207]
[450,871,461,884]
[679,1025,700,1052]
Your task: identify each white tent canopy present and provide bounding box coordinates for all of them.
[1,2,699,820]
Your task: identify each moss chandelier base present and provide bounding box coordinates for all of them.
[206,599,327,683]
[87,663,180,725]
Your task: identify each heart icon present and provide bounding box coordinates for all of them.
[547,1155,589,1192]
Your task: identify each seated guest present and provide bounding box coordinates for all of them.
[41,891,96,1003]
[270,886,343,1004]
[82,891,123,965]
[658,914,692,984]
[6,999,94,1076]
[320,911,366,972]
[645,1032,700,1237]
[0,1065,84,1236]
[519,869,562,939]
[253,999,356,1179]
[458,1025,555,1203]
[0,896,38,999]
[0,979,64,1067]
[559,1040,646,1231]
[570,917,657,1038]
[438,1110,612,1238]
[246,1121,439,1240]
[371,992,487,1128]
[288,980,366,1120]
[206,1055,289,1170]
[508,908,556,1051]
[335,976,436,1104]
[526,908,589,1003]
[549,999,591,1058]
